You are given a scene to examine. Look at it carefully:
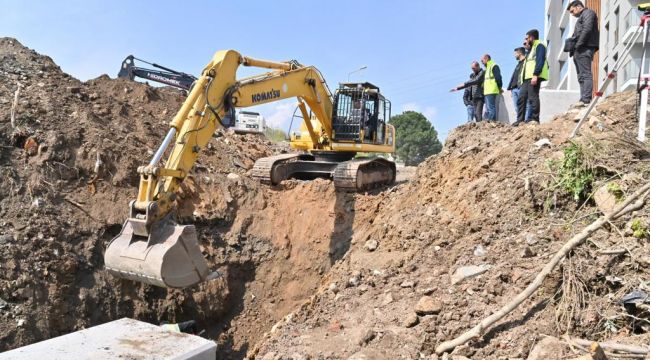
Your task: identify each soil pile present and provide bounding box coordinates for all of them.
[252,94,650,359]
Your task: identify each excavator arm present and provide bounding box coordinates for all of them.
[135,50,336,226]
[105,50,338,288]
[118,55,197,91]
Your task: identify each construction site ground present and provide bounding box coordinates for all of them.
[1,38,650,359]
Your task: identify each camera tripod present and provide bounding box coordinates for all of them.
[572,5,650,142]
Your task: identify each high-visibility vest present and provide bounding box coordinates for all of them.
[521,40,550,82]
[484,60,500,95]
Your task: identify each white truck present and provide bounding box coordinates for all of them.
[233,110,266,134]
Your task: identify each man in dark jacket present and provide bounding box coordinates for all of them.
[452,61,484,122]
[508,47,532,122]
[568,0,599,106]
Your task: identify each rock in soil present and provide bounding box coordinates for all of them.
[450,265,490,285]
[414,296,443,315]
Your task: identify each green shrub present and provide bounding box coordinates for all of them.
[549,142,595,202]
[606,182,624,202]
[631,218,648,239]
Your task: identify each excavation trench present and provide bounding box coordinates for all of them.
[0,37,363,356]
[179,178,360,357]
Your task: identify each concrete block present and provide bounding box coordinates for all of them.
[0,318,216,360]
[497,89,580,124]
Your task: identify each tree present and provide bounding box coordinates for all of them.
[388,111,442,166]
[264,127,288,142]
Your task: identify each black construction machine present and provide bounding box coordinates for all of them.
[117,55,197,91]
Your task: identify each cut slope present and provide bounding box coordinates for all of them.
[252,93,650,359]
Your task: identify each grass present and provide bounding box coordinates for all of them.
[264,127,288,143]
[631,218,648,239]
[606,182,624,202]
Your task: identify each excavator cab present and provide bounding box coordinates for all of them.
[332,82,391,144]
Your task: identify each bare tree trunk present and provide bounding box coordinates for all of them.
[435,182,650,355]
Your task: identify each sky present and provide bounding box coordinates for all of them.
[0,0,544,140]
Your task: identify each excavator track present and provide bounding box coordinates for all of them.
[253,153,396,191]
[333,158,396,192]
[251,153,303,184]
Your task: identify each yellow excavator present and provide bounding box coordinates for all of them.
[104,50,396,288]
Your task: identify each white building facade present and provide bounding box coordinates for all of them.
[600,0,644,94]
[546,0,646,93]
[544,0,581,90]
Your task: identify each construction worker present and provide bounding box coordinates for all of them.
[451,61,485,122]
[567,0,599,107]
[507,47,533,123]
[515,29,549,126]
[481,54,503,121]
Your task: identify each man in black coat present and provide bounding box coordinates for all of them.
[568,0,599,107]
[452,61,485,122]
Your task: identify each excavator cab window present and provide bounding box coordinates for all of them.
[377,99,385,143]
[332,83,385,143]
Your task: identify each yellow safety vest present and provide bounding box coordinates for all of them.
[484,60,500,95]
[521,40,550,82]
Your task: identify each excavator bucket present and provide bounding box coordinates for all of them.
[104,219,210,288]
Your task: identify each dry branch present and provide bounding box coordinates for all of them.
[435,182,650,355]
[566,336,649,355]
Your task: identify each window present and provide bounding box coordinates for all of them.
[623,58,641,84]
[560,61,569,80]
[624,8,641,32]
[614,7,620,46]
[603,22,610,58]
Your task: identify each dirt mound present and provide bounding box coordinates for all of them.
[0,37,315,355]
[252,95,650,358]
